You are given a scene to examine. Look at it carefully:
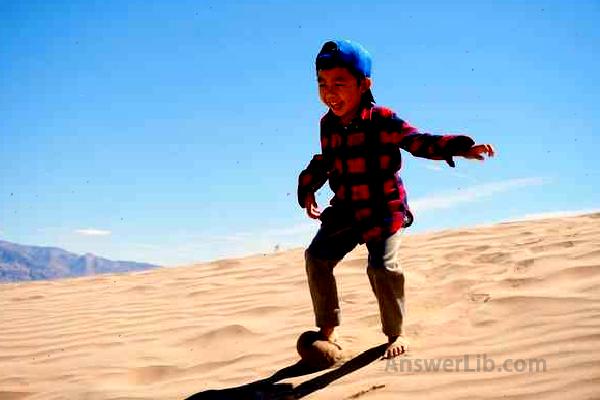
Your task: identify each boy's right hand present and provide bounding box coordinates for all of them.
[304,192,322,220]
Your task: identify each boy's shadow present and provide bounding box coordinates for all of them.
[184,343,388,400]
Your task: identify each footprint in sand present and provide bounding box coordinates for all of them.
[469,293,491,303]
[473,252,512,264]
[530,240,575,253]
[444,251,469,262]
[504,277,535,288]
[514,258,534,272]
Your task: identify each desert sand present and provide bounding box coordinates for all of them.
[1,213,599,400]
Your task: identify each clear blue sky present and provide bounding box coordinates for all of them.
[1,0,598,266]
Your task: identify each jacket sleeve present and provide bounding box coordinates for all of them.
[383,110,475,167]
[297,154,330,208]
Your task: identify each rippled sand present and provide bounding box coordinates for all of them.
[1,213,599,399]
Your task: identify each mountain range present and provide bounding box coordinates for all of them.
[0,240,159,282]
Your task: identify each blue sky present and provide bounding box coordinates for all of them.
[1,0,598,266]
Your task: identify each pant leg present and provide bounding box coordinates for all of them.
[366,229,405,337]
[305,206,361,328]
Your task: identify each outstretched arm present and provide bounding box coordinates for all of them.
[382,110,492,167]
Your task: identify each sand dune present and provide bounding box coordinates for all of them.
[1,213,599,399]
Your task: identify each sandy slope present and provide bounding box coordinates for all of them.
[1,213,599,400]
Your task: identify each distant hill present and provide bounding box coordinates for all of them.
[0,240,159,282]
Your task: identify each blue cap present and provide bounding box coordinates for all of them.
[316,40,372,78]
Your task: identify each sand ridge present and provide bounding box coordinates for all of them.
[1,213,599,399]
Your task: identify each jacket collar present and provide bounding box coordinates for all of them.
[323,101,374,129]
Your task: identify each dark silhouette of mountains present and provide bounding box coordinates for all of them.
[0,240,159,282]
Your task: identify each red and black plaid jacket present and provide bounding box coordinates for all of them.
[298,101,474,243]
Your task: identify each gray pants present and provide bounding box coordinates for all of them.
[305,206,405,337]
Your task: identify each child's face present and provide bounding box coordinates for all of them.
[317,67,371,124]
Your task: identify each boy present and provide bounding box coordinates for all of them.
[298,40,495,359]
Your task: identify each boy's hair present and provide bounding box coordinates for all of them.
[316,39,375,103]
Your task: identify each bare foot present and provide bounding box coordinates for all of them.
[383,335,408,358]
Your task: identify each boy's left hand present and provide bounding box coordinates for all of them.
[457,144,495,160]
